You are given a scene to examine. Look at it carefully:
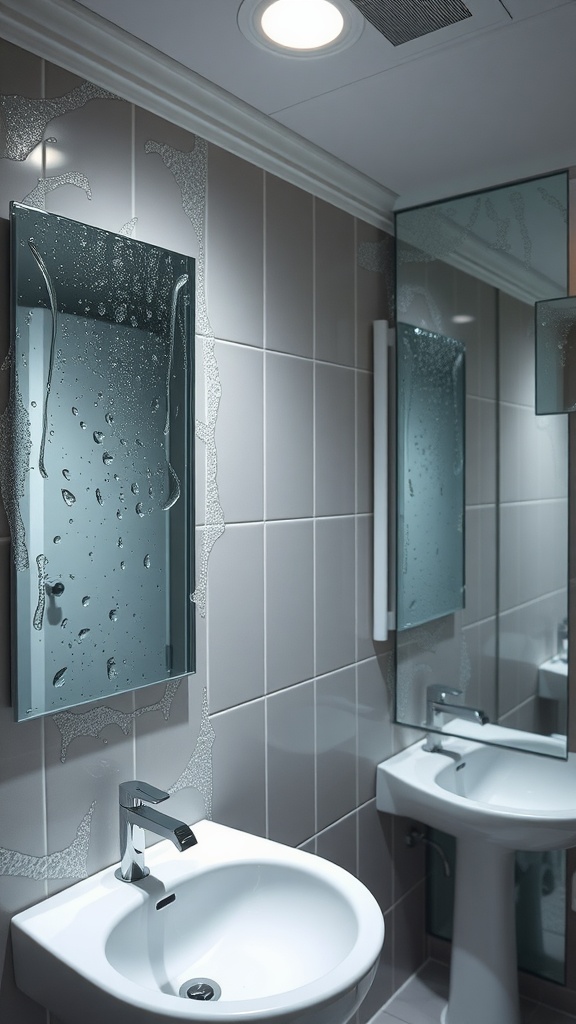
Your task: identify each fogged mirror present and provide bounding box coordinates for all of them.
[397,323,465,630]
[8,203,195,720]
[395,170,569,758]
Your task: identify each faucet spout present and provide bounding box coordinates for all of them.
[423,684,489,752]
[115,780,197,883]
[433,701,489,726]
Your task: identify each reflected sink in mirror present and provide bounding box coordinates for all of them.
[11,820,384,1024]
[377,738,576,1024]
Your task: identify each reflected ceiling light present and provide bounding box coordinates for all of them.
[451,314,475,324]
[238,0,364,56]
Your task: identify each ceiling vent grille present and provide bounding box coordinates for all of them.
[349,0,473,46]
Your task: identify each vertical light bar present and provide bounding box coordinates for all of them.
[373,320,393,640]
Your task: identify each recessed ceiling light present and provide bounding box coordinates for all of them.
[238,0,364,57]
[451,314,476,324]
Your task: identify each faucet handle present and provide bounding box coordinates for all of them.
[426,685,462,703]
[119,781,169,808]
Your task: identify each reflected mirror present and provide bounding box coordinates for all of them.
[394,170,569,758]
[397,323,465,630]
[7,203,195,720]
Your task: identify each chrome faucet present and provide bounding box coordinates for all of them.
[423,685,489,752]
[115,781,197,882]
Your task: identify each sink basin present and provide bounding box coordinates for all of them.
[377,734,576,849]
[377,737,576,1024]
[12,819,384,1024]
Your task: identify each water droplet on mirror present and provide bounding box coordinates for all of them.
[143,554,150,569]
[117,537,123,548]
[116,510,123,520]
[62,489,76,506]
[78,628,90,639]
[62,469,71,480]
[53,536,61,544]
[109,609,118,621]
[61,618,68,628]
[105,412,114,425]
[96,488,104,505]
[93,431,104,444]
[80,421,87,429]
[120,561,126,570]
[107,657,117,679]
[102,452,113,465]
[131,483,139,495]
[31,400,37,408]
[53,667,67,688]
[135,503,144,517]
[82,596,90,607]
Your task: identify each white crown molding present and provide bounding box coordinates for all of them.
[0,0,397,231]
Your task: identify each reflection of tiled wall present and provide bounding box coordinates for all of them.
[498,292,568,733]
[0,36,426,1021]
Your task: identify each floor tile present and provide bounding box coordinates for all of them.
[382,961,447,1024]
[529,1008,576,1024]
[371,959,576,1024]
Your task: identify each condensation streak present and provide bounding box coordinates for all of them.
[23,173,92,210]
[119,217,138,237]
[52,678,183,761]
[0,803,95,880]
[161,274,188,512]
[168,689,215,818]
[0,82,119,161]
[28,239,57,479]
[33,553,47,631]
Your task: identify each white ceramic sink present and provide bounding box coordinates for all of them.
[377,734,576,849]
[377,737,576,1024]
[12,819,384,1024]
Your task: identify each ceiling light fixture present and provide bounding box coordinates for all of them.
[238,0,364,57]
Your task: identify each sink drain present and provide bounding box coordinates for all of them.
[179,978,221,1001]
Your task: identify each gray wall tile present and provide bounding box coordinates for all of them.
[214,340,264,523]
[265,519,314,692]
[265,352,313,520]
[211,699,266,837]
[315,199,355,366]
[267,681,315,846]
[316,665,357,831]
[205,145,263,346]
[315,517,356,675]
[315,363,356,517]
[207,523,265,711]
[265,174,313,358]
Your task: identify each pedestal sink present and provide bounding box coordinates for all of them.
[12,819,384,1024]
[377,737,576,1024]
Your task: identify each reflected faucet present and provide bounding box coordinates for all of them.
[115,781,197,883]
[423,685,489,752]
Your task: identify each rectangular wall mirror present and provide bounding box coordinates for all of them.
[7,203,195,720]
[394,170,569,758]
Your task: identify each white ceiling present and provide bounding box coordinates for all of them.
[68,0,576,208]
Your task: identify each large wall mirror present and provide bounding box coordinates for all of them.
[6,203,195,720]
[394,170,569,758]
